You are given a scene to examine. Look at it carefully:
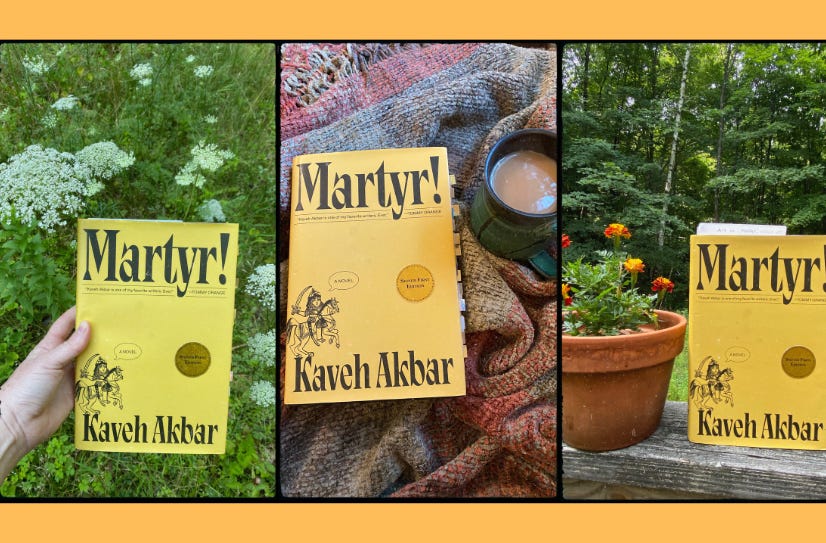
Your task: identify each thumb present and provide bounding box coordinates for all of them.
[40,320,91,372]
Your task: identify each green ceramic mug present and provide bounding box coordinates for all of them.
[470,128,558,278]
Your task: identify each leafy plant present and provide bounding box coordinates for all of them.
[0,217,73,320]
[562,223,674,336]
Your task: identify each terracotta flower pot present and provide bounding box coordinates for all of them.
[562,310,687,451]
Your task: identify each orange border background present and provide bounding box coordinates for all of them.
[2,0,825,39]
[7,0,826,539]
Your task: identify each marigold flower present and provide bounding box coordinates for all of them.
[624,258,645,274]
[652,277,675,293]
[561,233,571,249]
[562,283,573,306]
[604,223,631,240]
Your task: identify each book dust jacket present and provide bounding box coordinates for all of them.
[285,148,466,404]
[688,234,826,449]
[74,219,238,453]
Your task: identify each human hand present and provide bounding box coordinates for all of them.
[0,307,90,480]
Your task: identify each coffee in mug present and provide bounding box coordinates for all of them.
[470,129,557,278]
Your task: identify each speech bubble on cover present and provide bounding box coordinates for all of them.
[114,343,142,361]
[329,271,359,291]
[726,346,750,364]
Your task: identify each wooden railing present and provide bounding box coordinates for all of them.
[563,401,826,500]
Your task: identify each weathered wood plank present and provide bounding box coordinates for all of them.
[563,401,826,500]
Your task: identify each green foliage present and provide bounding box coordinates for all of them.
[0,217,73,321]
[668,325,690,402]
[0,43,275,498]
[563,249,657,336]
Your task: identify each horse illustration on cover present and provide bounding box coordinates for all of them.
[75,353,125,415]
[286,285,341,358]
[689,355,735,410]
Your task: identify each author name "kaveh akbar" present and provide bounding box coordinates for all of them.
[697,410,824,441]
[81,414,219,445]
[293,350,455,392]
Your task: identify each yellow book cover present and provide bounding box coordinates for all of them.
[688,234,826,449]
[285,147,466,404]
[74,218,239,453]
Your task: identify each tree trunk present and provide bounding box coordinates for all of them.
[646,44,660,162]
[582,43,591,109]
[658,45,691,247]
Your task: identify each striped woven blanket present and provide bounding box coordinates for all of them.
[278,42,557,497]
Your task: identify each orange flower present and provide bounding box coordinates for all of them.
[604,223,631,240]
[651,277,675,293]
[561,233,571,249]
[623,257,645,274]
[562,283,573,306]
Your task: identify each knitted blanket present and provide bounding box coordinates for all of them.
[278,43,557,497]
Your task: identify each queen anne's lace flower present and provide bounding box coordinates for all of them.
[194,65,214,78]
[197,198,226,222]
[204,114,218,124]
[0,144,132,232]
[175,141,234,188]
[51,95,79,111]
[245,264,275,311]
[174,162,207,188]
[248,380,276,407]
[41,112,58,129]
[22,55,50,75]
[247,330,276,366]
[75,141,136,180]
[185,55,197,63]
[130,63,153,80]
[190,142,234,172]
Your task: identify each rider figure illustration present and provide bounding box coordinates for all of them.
[293,288,324,343]
[91,357,111,405]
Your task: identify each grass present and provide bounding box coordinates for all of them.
[667,316,689,402]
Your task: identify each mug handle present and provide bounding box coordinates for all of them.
[528,250,557,279]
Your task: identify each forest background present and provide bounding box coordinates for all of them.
[562,42,826,398]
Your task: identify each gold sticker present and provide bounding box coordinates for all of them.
[175,342,211,377]
[396,264,434,302]
[782,346,816,379]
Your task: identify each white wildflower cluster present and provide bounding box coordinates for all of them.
[174,141,234,188]
[41,112,58,129]
[204,114,218,124]
[0,106,10,122]
[0,144,131,232]
[193,65,214,78]
[75,141,136,180]
[22,55,50,75]
[185,55,197,63]
[245,263,275,311]
[130,63,153,86]
[247,330,276,366]
[51,95,80,111]
[248,380,276,408]
[197,198,226,222]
